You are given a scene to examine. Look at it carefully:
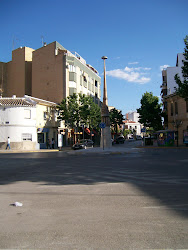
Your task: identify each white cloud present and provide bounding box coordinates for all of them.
[128,62,139,65]
[160,65,170,71]
[106,66,151,84]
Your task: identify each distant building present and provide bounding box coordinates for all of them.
[121,120,142,136]
[126,111,140,123]
[1,42,101,105]
[120,112,143,137]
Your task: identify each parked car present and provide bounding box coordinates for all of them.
[128,137,134,141]
[72,139,94,150]
[136,135,142,140]
[115,136,125,144]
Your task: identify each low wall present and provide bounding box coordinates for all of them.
[0,141,38,150]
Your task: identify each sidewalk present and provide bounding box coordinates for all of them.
[0,144,187,154]
[0,145,142,155]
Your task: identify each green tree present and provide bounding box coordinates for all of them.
[137,92,162,131]
[57,93,101,139]
[79,94,101,138]
[174,35,188,100]
[109,108,124,134]
[57,93,80,129]
[123,129,132,138]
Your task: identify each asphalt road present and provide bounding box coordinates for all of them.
[0,145,188,249]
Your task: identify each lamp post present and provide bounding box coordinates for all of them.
[100,56,112,149]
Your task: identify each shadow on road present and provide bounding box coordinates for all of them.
[0,148,188,218]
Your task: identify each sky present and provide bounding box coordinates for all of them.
[0,0,187,115]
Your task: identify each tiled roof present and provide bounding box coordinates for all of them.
[0,98,35,107]
[123,120,136,124]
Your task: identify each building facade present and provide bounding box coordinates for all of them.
[1,42,101,105]
[161,53,188,146]
[164,94,188,146]
[121,120,142,137]
[0,95,58,150]
[126,111,140,123]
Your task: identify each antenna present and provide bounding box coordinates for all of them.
[41,36,44,47]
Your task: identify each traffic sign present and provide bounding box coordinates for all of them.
[141,128,146,133]
[99,122,106,129]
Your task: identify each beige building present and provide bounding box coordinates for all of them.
[164,94,188,146]
[161,52,188,146]
[1,42,101,105]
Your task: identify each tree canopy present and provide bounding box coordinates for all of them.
[174,35,188,100]
[109,108,124,134]
[57,93,101,131]
[137,92,162,131]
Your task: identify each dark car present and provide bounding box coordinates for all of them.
[115,136,125,144]
[72,139,94,150]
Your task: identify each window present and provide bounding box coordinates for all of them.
[164,102,167,111]
[95,80,98,87]
[171,103,173,116]
[44,112,47,120]
[22,133,32,141]
[186,100,188,113]
[68,64,76,72]
[163,76,167,82]
[175,102,178,115]
[83,76,87,82]
[24,109,31,119]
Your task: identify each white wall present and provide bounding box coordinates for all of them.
[167,53,185,95]
[0,106,37,142]
[127,112,140,123]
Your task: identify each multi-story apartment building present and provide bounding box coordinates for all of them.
[1,41,101,104]
[161,53,188,146]
[161,53,185,112]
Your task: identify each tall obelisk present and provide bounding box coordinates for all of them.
[100,56,112,149]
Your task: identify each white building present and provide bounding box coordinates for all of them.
[162,53,185,96]
[121,120,142,136]
[126,111,140,123]
[120,111,143,138]
[0,95,58,150]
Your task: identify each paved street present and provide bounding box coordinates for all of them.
[0,143,188,249]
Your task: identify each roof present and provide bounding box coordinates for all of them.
[123,120,136,124]
[25,95,57,107]
[0,95,57,107]
[0,97,35,107]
